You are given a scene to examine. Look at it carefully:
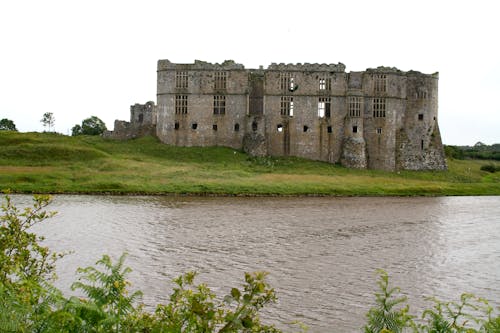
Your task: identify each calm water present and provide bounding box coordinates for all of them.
[14,195,500,332]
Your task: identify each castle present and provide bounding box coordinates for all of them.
[106,59,447,171]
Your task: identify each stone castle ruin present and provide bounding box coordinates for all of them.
[106,59,447,171]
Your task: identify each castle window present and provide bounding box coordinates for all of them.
[175,71,188,89]
[327,126,332,133]
[348,96,361,117]
[416,91,428,99]
[252,121,258,132]
[191,123,198,130]
[353,126,358,133]
[377,127,382,134]
[318,97,331,118]
[374,74,387,93]
[138,114,144,123]
[234,123,240,132]
[175,95,188,115]
[277,124,283,132]
[319,78,331,91]
[280,73,296,92]
[318,100,325,118]
[372,98,386,118]
[421,139,424,150]
[213,124,218,131]
[280,96,294,116]
[214,71,227,90]
[174,122,179,130]
[418,114,424,121]
[213,95,226,115]
[303,125,309,133]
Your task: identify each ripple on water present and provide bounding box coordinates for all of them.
[14,195,500,333]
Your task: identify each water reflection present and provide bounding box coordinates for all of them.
[13,195,499,332]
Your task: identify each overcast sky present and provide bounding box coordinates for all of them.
[1,0,499,145]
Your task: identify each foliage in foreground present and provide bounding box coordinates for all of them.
[1,194,499,332]
[0,194,286,332]
[364,270,500,333]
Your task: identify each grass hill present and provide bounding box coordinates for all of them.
[0,131,499,196]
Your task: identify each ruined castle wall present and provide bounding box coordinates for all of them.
[156,60,248,149]
[133,59,448,171]
[397,73,446,170]
[263,65,346,162]
[361,72,408,171]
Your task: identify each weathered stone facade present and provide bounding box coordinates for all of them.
[111,59,447,171]
[104,101,157,139]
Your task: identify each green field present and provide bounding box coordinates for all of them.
[0,131,499,196]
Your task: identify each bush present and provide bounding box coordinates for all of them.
[365,270,500,333]
[444,145,464,159]
[480,164,500,173]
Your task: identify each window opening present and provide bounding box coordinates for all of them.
[353,126,358,133]
[280,73,297,92]
[318,97,331,118]
[280,96,294,116]
[234,123,240,131]
[213,95,226,115]
[377,128,382,134]
[138,114,144,123]
[213,124,218,131]
[373,98,386,118]
[174,122,179,130]
[303,125,309,132]
[319,78,325,90]
[214,71,227,90]
[348,96,361,117]
[175,71,188,89]
[252,121,258,132]
[374,74,387,93]
[327,126,332,133]
[319,78,331,91]
[175,95,188,114]
[191,123,197,130]
[277,124,283,132]
[421,139,424,150]
[416,91,428,99]
[318,101,325,118]
[418,114,424,120]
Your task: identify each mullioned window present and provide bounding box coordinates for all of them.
[175,95,188,114]
[175,71,188,89]
[280,96,294,116]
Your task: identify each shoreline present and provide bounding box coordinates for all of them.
[1,132,499,197]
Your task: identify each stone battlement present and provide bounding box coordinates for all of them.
[111,59,447,171]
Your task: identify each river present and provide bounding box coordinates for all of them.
[12,195,500,332]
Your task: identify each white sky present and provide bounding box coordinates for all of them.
[1,0,499,145]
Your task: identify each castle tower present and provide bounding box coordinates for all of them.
[341,72,367,168]
[396,72,447,170]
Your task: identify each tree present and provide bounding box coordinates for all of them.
[71,124,82,136]
[72,116,107,136]
[40,112,55,132]
[0,118,17,131]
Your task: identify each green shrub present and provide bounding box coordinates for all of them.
[480,164,500,173]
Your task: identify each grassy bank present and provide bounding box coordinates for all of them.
[0,131,499,196]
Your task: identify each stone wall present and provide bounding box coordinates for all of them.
[104,101,156,140]
[108,60,447,171]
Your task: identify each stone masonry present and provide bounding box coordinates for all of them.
[109,59,447,171]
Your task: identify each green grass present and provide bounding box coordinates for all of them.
[0,131,499,196]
